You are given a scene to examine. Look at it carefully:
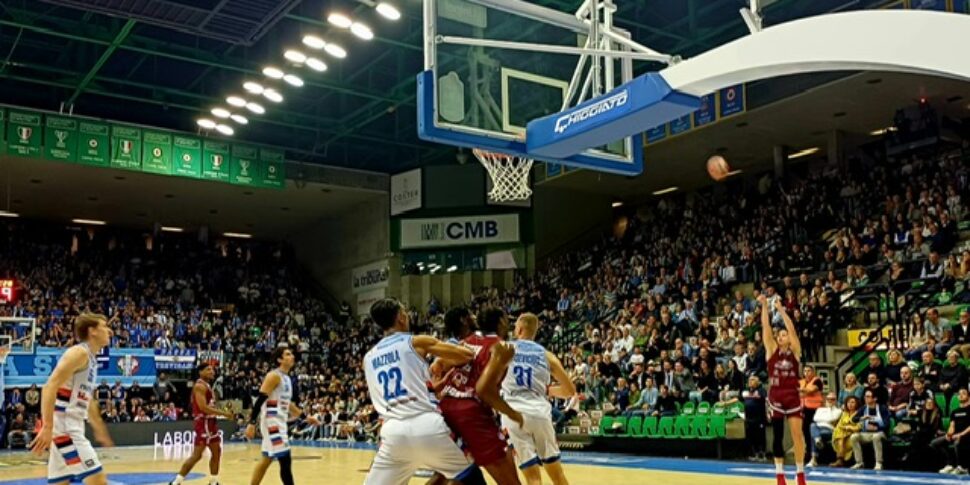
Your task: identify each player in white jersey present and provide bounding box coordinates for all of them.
[363,298,485,485]
[245,347,319,485]
[487,313,576,485]
[31,313,114,485]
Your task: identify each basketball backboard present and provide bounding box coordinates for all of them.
[418,0,646,176]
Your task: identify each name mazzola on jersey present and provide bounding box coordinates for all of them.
[554,89,629,134]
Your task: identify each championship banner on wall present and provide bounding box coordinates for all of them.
[142,131,174,175]
[400,214,520,249]
[154,348,198,371]
[110,125,143,170]
[6,110,42,157]
[173,136,202,178]
[352,260,390,294]
[202,140,231,181]
[719,84,746,118]
[230,144,260,186]
[693,93,716,127]
[79,121,110,166]
[3,347,156,387]
[45,116,79,162]
[259,148,286,188]
[390,168,422,215]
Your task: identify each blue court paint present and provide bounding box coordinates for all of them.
[0,472,203,484]
[526,73,699,159]
[292,440,954,485]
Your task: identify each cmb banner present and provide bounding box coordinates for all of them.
[400,214,520,249]
[3,347,157,387]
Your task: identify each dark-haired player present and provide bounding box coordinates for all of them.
[169,362,235,485]
[245,348,319,485]
[439,307,523,485]
[30,313,114,485]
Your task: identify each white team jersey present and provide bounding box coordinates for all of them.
[262,369,292,422]
[54,343,97,429]
[501,339,552,415]
[364,332,438,422]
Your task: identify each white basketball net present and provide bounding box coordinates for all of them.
[473,149,534,202]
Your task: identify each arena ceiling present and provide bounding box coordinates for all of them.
[0,0,915,174]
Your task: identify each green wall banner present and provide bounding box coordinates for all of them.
[110,125,142,170]
[0,106,284,190]
[78,121,110,166]
[172,136,202,178]
[6,111,42,157]
[230,144,260,186]
[202,140,231,182]
[142,131,173,175]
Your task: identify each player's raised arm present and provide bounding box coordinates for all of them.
[759,294,777,358]
[245,371,281,440]
[546,351,577,399]
[775,298,801,359]
[30,346,87,455]
[412,335,474,365]
[476,342,524,427]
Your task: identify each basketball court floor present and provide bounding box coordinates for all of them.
[0,440,955,485]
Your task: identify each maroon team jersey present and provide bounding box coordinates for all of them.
[192,380,216,418]
[192,380,221,446]
[767,348,800,391]
[441,333,502,400]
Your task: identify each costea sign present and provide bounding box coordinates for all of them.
[400,214,520,249]
[390,169,422,215]
[352,260,390,294]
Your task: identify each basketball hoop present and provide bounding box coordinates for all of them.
[473,148,534,202]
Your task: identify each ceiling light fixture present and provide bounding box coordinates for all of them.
[652,186,679,195]
[283,74,304,87]
[243,81,265,94]
[72,218,106,225]
[284,49,307,63]
[263,89,284,103]
[0,211,19,218]
[262,66,285,79]
[612,202,623,208]
[302,35,326,49]
[211,107,231,118]
[215,124,234,136]
[324,43,347,58]
[328,13,353,29]
[350,22,374,40]
[245,102,266,114]
[230,114,249,125]
[224,232,253,239]
[306,57,327,72]
[787,147,820,159]
[376,3,402,20]
[869,126,898,136]
[226,96,247,107]
[197,118,217,129]
[160,226,183,233]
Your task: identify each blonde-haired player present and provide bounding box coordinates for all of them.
[482,312,576,485]
[31,313,114,485]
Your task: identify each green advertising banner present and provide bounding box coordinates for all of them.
[110,125,142,170]
[202,140,231,181]
[78,121,110,166]
[44,116,79,163]
[172,136,202,178]
[141,131,173,175]
[230,144,260,186]
[259,148,285,189]
[6,110,42,157]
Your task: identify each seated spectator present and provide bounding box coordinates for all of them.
[885,350,906,386]
[953,309,970,359]
[850,390,889,470]
[919,350,943,390]
[932,388,970,475]
[864,372,889,406]
[6,413,29,449]
[899,394,942,464]
[809,393,841,467]
[889,366,916,420]
[653,384,677,417]
[831,396,862,467]
[838,373,864,406]
[939,350,968,407]
[625,377,658,417]
[857,353,887,386]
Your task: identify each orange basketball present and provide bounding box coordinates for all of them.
[706,155,730,181]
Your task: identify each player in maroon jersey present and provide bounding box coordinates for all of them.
[168,362,235,485]
[437,307,523,485]
[760,294,807,485]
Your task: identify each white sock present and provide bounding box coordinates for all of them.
[209,475,219,484]
[776,461,784,474]
[173,475,184,484]
[796,462,804,473]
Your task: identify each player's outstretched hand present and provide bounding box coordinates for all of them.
[30,426,52,456]
[757,294,768,306]
[245,423,256,440]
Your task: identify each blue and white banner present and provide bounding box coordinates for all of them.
[645,124,667,143]
[400,214,520,249]
[692,93,716,127]
[669,114,692,136]
[154,348,197,371]
[718,85,745,118]
[3,347,156,387]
